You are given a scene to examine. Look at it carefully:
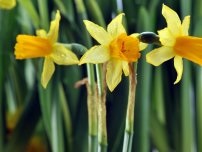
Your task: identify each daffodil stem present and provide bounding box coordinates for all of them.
[74,2,98,150]
[122,63,137,152]
[96,64,108,152]
[86,76,98,152]
[84,1,108,150]
[63,42,98,152]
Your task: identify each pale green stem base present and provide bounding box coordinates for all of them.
[97,64,108,152]
[122,131,134,152]
[123,63,137,152]
[98,143,107,152]
[89,135,98,152]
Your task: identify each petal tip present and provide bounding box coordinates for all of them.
[108,86,115,92]
[146,55,158,66]
[41,80,48,89]
[173,79,180,85]
[83,20,90,25]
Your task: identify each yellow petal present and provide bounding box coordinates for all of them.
[0,0,16,9]
[107,13,126,38]
[130,33,139,37]
[41,57,55,88]
[79,45,110,65]
[130,33,147,51]
[162,4,182,36]
[182,16,190,36]
[14,35,52,59]
[48,10,61,43]
[146,46,175,66]
[51,44,79,65]
[139,42,148,51]
[158,28,175,46]
[83,20,112,45]
[36,29,48,38]
[174,55,183,84]
[174,36,202,65]
[106,59,123,91]
[122,61,129,76]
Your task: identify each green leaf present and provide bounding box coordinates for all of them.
[18,0,40,29]
[37,0,49,30]
[54,0,75,22]
[51,85,64,152]
[58,83,73,151]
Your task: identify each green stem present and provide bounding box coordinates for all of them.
[122,132,134,152]
[86,74,98,152]
[122,63,137,152]
[84,1,108,151]
[64,41,98,152]
[96,64,104,96]
[97,64,107,152]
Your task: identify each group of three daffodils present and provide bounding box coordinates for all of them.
[15,4,202,91]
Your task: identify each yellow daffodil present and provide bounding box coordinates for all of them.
[15,11,79,88]
[79,14,147,91]
[0,0,16,9]
[146,4,202,84]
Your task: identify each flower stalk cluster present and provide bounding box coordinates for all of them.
[13,4,202,152]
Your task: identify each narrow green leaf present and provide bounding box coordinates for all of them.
[179,1,194,152]
[134,6,153,152]
[58,83,73,151]
[196,68,202,152]
[153,68,165,124]
[54,0,75,22]
[84,0,106,27]
[18,0,40,28]
[180,61,194,152]
[37,0,49,30]
[51,88,64,152]
[150,112,170,151]
[38,83,52,141]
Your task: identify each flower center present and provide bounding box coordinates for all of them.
[109,33,140,62]
[15,35,52,59]
[174,36,202,65]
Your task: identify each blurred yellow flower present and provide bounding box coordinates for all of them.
[0,0,16,9]
[15,11,79,88]
[80,14,147,91]
[146,4,202,84]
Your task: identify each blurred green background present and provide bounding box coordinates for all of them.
[1,0,202,152]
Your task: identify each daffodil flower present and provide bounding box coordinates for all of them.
[147,4,202,84]
[79,14,147,91]
[0,0,16,9]
[15,11,79,88]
